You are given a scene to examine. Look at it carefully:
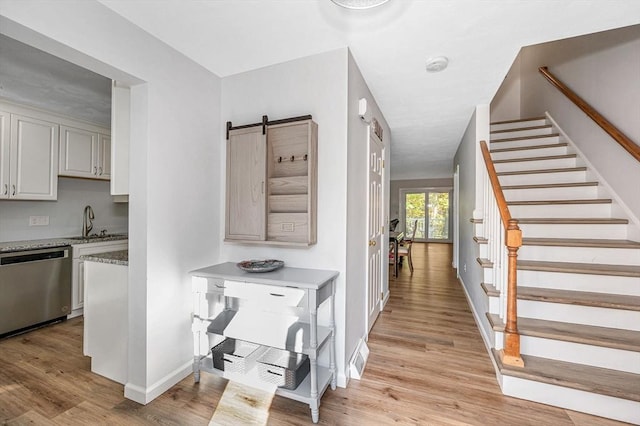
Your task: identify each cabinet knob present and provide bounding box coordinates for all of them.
[94,166,98,175]
[98,167,103,175]
[11,185,16,196]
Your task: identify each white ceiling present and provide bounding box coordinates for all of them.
[4,1,640,180]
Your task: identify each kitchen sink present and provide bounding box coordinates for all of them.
[67,234,127,242]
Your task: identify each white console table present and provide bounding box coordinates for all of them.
[189,262,338,423]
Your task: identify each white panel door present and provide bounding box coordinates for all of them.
[10,114,58,200]
[367,131,383,333]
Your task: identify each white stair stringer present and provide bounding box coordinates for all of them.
[482,116,640,423]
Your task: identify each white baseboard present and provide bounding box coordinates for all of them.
[124,360,193,405]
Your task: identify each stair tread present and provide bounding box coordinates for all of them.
[522,237,640,249]
[518,260,640,277]
[491,124,553,134]
[488,313,640,351]
[492,133,560,143]
[508,198,611,205]
[473,236,488,244]
[516,217,628,224]
[502,182,599,190]
[493,349,640,402]
[497,166,586,176]
[491,143,568,153]
[491,117,546,125]
[477,257,493,268]
[483,284,640,312]
[493,154,576,164]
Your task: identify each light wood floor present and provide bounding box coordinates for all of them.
[0,243,626,425]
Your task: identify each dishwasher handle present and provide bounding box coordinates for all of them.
[0,248,69,266]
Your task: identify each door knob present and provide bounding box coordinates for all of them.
[369,240,377,246]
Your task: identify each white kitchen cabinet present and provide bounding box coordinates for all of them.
[59,125,110,180]
[190,262,338,423]
[70,239,128,317]
[225,117,317,246]
[0,112,59,200]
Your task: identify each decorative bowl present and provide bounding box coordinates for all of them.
[237,259,284,273]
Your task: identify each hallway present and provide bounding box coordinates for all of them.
[0,243,625,425]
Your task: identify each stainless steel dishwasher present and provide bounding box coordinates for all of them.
[0,245,72,336]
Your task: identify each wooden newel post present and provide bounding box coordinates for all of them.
[501,219,525,367]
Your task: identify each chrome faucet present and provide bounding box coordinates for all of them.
[82,205,95,238]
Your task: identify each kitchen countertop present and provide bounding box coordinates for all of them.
[81,250,128,266]
[0,234,128,253]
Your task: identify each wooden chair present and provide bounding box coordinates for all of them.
[396,221,418,273]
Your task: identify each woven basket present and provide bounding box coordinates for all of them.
[256,347,310,390]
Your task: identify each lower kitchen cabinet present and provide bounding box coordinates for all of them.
[70,239,128,317]
[190,262,338,423]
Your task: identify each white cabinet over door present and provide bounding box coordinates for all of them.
[9,114,59,200]
[59,125,110,180]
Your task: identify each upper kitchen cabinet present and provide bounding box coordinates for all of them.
[59,124,111,180]
[225,116,317,246]
[110,82,130,198]
[0,108,59,201]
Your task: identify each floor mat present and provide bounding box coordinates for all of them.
[209,381,275,426]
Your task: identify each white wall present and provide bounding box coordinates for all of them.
[453,106,492,342]
[220,49,351,385]
[490,54,521,122]
[0,178,127,242]
[345,50,391,367]
[0,0,222,403]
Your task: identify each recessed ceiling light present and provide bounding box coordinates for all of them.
[426,56,449,73]
[330,0,390,10]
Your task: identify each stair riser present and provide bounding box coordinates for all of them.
[503,186,599,201]
[509,203,611,219]
[519,245,640,266]
[491,127,554,140]
[500,375,640,424]
[491,145,568,161]
[478,243,487,259]
[498,170,586,186]
[517,300,640,330]
[494,157,577,173]
[517,223,628,239]
[518,270,640,296]
[491,119,547,132]
[517,335,640,374]
[490,135,561,149]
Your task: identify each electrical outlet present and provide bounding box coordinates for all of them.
[29,216,49,226]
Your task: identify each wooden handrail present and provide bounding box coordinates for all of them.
[480,140,524,368]
[539,66,640,162]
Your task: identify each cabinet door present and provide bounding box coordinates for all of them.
[0,110,10,199]
[10,114,59,200]
[59,125,97,178]
[225,126,266,241]
[97,134,111,180]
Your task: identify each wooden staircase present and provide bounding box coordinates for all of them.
[476,116,640,424]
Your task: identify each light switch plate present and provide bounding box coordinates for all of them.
[29,216,49,226]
